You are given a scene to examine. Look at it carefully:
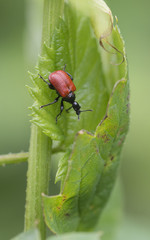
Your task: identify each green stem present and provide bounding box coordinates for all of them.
[0,152,28,166]
[41,0,64,52]
[24,125,52,239]
[24,1,64,239]
[0,147,64,167]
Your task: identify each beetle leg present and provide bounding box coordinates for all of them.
[63,65,73,80]
[38,73,54,89]
[40,96,60,109]
[48,83,55,89]
[38,74,50,86]
[63,64,67,71]
[66,105,73,113]
[66,72,73,80]
[56,99,64,123]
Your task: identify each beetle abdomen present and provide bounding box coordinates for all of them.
[49,70,76,97]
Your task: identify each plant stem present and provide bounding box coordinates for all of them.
[0,147,64,167]
[24,1,64,239]
[24,125,52,240]
[41,0,64,52]
[0,152,28,166]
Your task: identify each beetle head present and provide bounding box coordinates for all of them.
[72,101,81,119]
[72,101,93,119]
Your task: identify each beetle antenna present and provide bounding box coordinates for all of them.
[77,109,92,120]
[63,64,67,71]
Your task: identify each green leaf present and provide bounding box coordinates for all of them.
[11,229,41,240]
[47,232,102,240]
[42,77,129,233]
[28,2,110,144]
[28,0,129,234]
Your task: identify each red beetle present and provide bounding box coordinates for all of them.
[38,65,92,123]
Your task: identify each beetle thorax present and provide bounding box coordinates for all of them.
[63,91,75,103]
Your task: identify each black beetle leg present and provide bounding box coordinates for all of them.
[63,65,73,80]
[66,105,73,113]
[38,73,54,89]
[40,96,60,109]
[63,64,67,71]
[56,99,64,123]
[66,72,73,80]
[38,74,50,86]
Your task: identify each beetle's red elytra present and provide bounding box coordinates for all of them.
[38,65,92,123]
[49,70,76,98]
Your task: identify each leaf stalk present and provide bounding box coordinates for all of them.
[24,0,64,239]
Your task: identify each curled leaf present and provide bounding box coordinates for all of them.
[42,77,129,233]
[69,0,113,40]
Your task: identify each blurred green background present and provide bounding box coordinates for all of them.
[0,0,150,239]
